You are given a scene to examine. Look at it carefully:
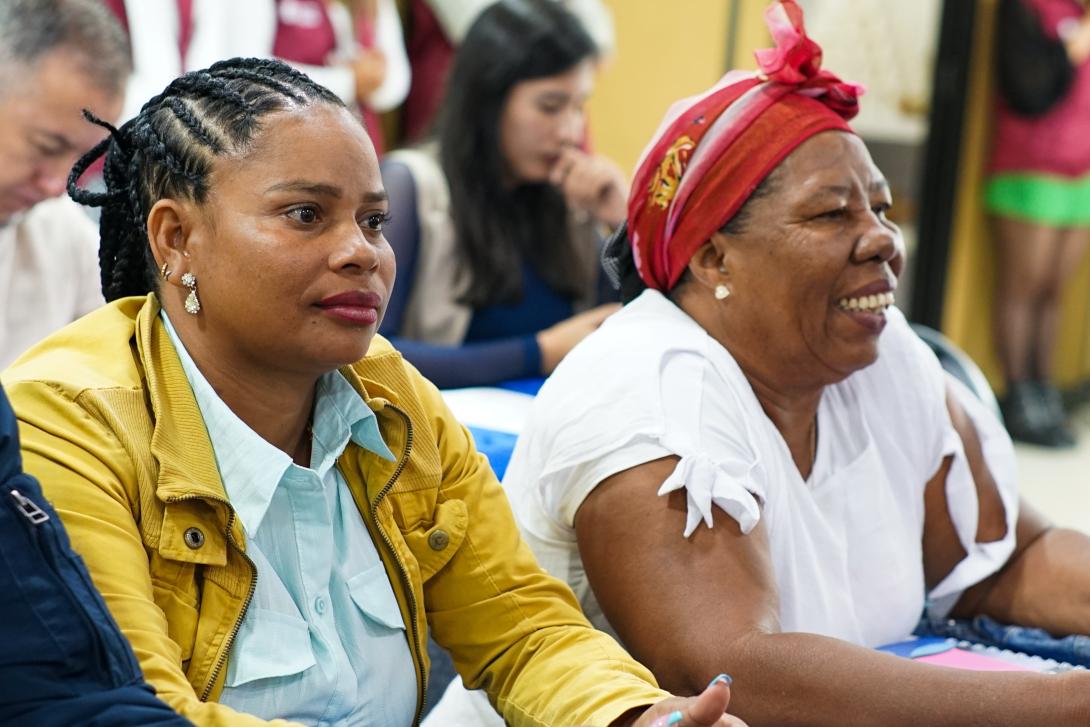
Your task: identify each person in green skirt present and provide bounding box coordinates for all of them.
[987,0,1090,447]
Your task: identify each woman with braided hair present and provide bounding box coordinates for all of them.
[1,57,745,727]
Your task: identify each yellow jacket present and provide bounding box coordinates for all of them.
[4,295,667,726]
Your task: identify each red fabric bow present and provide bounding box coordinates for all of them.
[754,0,862,119]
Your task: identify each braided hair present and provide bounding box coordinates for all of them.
[67,57,344,302]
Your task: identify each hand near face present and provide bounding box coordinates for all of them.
[607,676,748,727]
[536,302,621,374]
[549,147,628,229]
[352,48,387,102]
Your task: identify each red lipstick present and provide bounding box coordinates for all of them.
[316,291,383,326]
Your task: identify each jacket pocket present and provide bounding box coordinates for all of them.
[346,562,407,630]
[223,608,316,687]
[400,498,468,583]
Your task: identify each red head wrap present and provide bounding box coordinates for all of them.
[627,0,864,291]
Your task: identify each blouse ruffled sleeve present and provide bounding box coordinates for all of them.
[657,452,764,537]
[653,347,769,538]
[874,310,1020,616]
[928,373,1020,614]
[511,294,769,539]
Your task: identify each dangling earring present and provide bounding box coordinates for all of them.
[159,262,171,281]
[714,284,730,300]
[181,272,201,314]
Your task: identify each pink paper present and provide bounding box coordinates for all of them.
[916,649,1032,672]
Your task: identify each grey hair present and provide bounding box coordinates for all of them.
[0,0,130,96]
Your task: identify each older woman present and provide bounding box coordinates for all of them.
[491,3,1090,725]
[2,58,744,727]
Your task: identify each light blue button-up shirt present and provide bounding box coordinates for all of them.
[162,314,417,726]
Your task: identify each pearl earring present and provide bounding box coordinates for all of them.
[714,284,730,300]
[181,272,201,315]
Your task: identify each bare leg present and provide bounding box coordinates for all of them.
[991,215,1063,383]
[1033,226,1090,381]
[990,216,1078,445]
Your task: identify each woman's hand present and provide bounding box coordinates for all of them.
[536,303,621,374]
[549,147,628,228]
[1059,11,1090,65]
[612,675,748,727]
[352,48,387,102]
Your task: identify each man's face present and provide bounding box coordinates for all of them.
[0,50,122,224]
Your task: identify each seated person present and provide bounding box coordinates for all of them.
[0,0,127,368]
[380,0,624,389]
[444,2,1090,725]
[401,0,615,145]
[0,381,192,726]
[4,56,744,727]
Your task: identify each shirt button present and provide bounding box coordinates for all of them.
[314,595,327,615]
[183,527,205,549]
[428,529,450,551]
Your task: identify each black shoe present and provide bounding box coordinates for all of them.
[1033,380,1077,447]
[1034,380,1066,420]
[1001,380,1077,448]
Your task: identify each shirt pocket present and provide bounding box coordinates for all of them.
[346,561,406,631]
[224,607,317,687]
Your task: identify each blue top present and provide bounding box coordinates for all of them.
[379,158,613,389]
[387,259,571,388]
[162,314,417,726]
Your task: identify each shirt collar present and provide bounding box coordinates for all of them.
[161,312,394,534]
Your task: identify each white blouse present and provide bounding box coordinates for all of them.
[0,198,103,369]
[504,289,1019,647]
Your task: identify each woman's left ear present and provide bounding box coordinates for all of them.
[147,199,200,286]
[686,232,733,298]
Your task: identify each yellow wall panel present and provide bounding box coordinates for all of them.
[588,1,767,174]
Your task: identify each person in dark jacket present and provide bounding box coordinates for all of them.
[0,382,192,727]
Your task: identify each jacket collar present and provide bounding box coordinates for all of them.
[135,295,409,507]
[136,295,230,505]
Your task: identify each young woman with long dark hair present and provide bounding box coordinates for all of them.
[379,0,625,388]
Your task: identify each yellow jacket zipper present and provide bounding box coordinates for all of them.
[369,404,428,726]
[163,492,258,703]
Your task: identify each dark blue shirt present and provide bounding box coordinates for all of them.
[380,159,612,389]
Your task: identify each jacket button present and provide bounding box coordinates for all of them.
[183,527,205,549]
[427,529,450,551]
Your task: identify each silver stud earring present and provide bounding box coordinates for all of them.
[714,284,730,300]
[181,272,201,315]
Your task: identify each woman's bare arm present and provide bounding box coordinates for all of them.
[575,456,1090,727]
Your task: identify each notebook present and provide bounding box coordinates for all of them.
[877,636,1084,674]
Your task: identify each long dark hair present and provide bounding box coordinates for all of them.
[438,0,598,307]
[66,57,343,301]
